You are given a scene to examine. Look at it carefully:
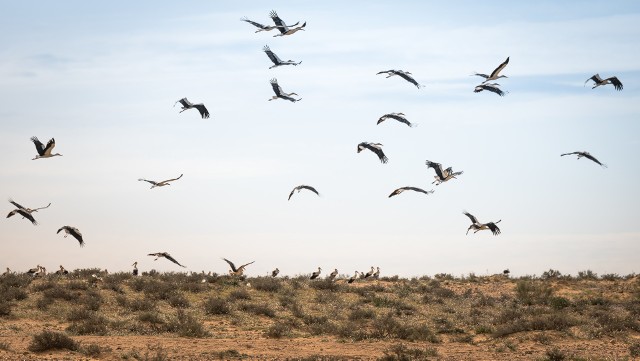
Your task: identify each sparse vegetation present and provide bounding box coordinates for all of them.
[28,330,79,352]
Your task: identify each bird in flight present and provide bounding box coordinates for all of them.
[376,70,422,88]
[377,113,416,127]
[174,98,210,119]
[138,174,183,189]
[288,185,320,201]
[561,151,607,168]
[388,187,434,198]
[270,11,306,37]
[473,57,510,83]
[585,74,623,91]
[263,45,301,69]
[241,14,299,33]
[57,226,85,247]
[425,160,463,185]
[31,137,62,160]
[463,211,501,236]
[222,258,255,276]
[474,83,506,96]
[148,252,186,268]
[269,78,301,102]
[6,199,50,225]
[358,142,388,164]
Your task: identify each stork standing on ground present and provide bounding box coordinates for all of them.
[174,98,210,119]
[377,113,416,127]
[263,45,301,69]
[288,185,320,200]
[27,265,41,275]
[358,142,388,164]
[463,211,501,236]
[270,11,306,37]
[269,78,301,102]
[388,187,434,198]
[373,267,380,279]
[2,267,11,276]
[363,266,375,279]
[503,269,510,277]
[560,151,607,168]
[30,137,62,160]
[57,226,85,247]
[222,258,255,276]
[132,262,138,276]
[425,160,463,185]
[55,265,68,275]
[329,269,338,281]
[271,268,280,277]
[310,267,322,280]
[377,70,422,88]
[474,83,506,96]
[148,252,186,268]
[473,57,510,83]
[348,271,359,284]
[138,174,183,189]
[585,74,623,91]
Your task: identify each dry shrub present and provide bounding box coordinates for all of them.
[349,308,376,321]
[310,279,341,291]
[265,321,292,338]
[238,302,276,318]
[167,292,190,308]
[66,313,108,335]
[228,289,251,301]
[0,301,12,317]
[203,297,231,315]
[251,277,283,293]
[28,330,78,352]
[630,342,640,357]
[166,310,209,337]
[379,343,439,360]
[515,280,553,305]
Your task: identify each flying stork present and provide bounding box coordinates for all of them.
[288,185,320,201]
[585,74,623,91]
[57,226,85,247]
[174,98,210,119]
[560,151,607,168]
[388,187,434,198]
[473,57,510,83]
[148,252,186,268]
[138,174,183,189]
[474,83,506,96]
[271,268,280,277]
[6,199,48,226]
[31,137,62,160]
[463,211,501,236]
[241,16,299,33]
[376,70,422,88]
[222,258,255,276]
[347,271,359,284]
[269,78,301,102]
[310,267,321,280]
[329,268,338,281]
[270,11,306,37]
[425,160,463,185]
[263,45,301,69]
[358,142,388,164]
[377,113,416,127]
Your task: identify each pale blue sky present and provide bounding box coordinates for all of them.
[1,1,639,277]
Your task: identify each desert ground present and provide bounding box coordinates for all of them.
[1,270,639,360]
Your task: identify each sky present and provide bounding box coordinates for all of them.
[1,1,639,278]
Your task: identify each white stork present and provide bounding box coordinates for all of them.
[363,266,375,279]
[376,70,422,88]
[263,45,301,69]
[27,265,42,275]
[347,271,359,284]
[6,199,48,226]
[222,258,254,276]
[288,185,320,201]
[310,267,322,280]
[271,268,280,277]
[241,16,299,33]
[269,78,301,102]
[372,267,380,279]
[31,137,62,160]
[463,211,501,236]
[55,265,69,275]
[473,57,509,83]
[561,151,607,168]
[474,83,506,96]
[377,113,417,127]
[174,98,210,119]
[388,187,434,198]
[138,174,183,189]
[132,262,139,276]
[270,11,305,37]
[148,252,186,268]
[585,74,623,91]
[425,160,463,185]
[358,142,388,164]
[328,268,338,281]
[2,267,10,276]
[57,226,85,247]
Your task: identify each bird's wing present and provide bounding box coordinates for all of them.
[9,199,26,210]
[6,210,17,218]
[560,152,579,157]
[463,211,479,224]
[269,10,289,34]
[164,253,185,267]
[193,104,210,119]
[397,72,421,88]
[487,222,501,235]
[288,188,296,200]
[16,209,37,225]
[361,143,388,163]
[67,227,84,246]
[607,77,623,91]
[32,203,51,211]
[301,185,319,196]
[147,253,161,257]
[587,74,602,85]
[388,188,403,197]
[174,98,191,108]
[270,79,282,96]
[30,137,45,156]
[263,46,282,64]
[239,261,255,269]
[426,161,445,179]
[222,258,237,272]
[490,57,509,78]
[163,174,184,183]
[138,179,158,185]
[376,70,394,75]
[57,226,66,234]
[405,187,432,195]
[482,84,505,96]
[582,153,606,167]
[241,17,266,29]
[280,94,299,102]
[473,73,489,79]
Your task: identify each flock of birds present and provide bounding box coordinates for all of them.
[4,9,624,280]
